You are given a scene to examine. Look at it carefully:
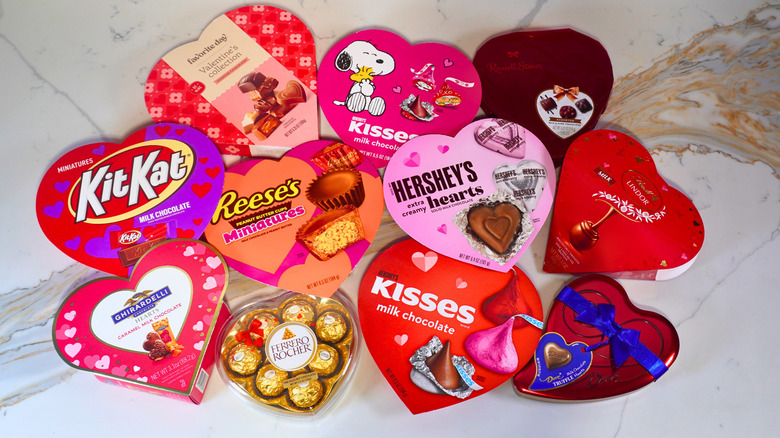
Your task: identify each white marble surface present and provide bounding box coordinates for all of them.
[2,1,778,436]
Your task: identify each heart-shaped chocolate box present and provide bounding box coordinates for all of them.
[513,274,680,401]
[474,28,613,166]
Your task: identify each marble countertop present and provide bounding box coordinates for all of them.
[2,1,778,436]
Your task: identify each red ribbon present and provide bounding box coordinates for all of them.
[235,319,264,348]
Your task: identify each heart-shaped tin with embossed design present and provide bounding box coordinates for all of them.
[513,274,680,401]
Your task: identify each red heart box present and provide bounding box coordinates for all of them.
[474,28,613,166]
[52,239,230,404]
[36,123,225,276]
[358,239,543,414]
[145,6,318,156]
[204,140,384,297]
[513,274,680,401]
[543,130,705,280]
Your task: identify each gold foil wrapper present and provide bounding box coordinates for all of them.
[227,343,263,376]
[219,292,356,415]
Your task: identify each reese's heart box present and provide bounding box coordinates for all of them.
[36,123,225,276]
[513,275,679,401]
[543,130,705,280]
[474,28,613,166]
[319,29,482,168]
[204,140,383,297]
[383,118,555,272]
[145,5,318,157]
[52,239,230,404]
[358,239,544,414]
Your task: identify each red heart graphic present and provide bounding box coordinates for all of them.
[358,239,543,414]
[192,218,203,226]
[513,275,679,401]
[51,240,230,403]
[36,124,225,276]
[543,130,704,280]
[177,228,195,239]
[191,182,212,199]
[145,6,318,156]
[205,166,221,179]
[204,140,384,298]
[474,29,613,166]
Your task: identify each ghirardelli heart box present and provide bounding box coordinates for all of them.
[52,239,230,404]
[543,130,705,280]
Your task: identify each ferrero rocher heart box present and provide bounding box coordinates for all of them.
[319,29,482,168]
[474,28,613,166]
[513,274,679,401]
[358,239,544,414]
[383,118,555,272]
[216,290,360,419]
[145,5,318,157]
[204,140,383,297]
[543,130,705,280]
[36,123,225,277]
[52,239,230,404]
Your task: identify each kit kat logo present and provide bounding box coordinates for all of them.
[68,140,194,224]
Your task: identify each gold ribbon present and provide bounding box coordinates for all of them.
[553,85,579,101]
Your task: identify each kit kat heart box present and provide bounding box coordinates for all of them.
[145,6,318,157]
[36,123,225,277]
[543,130,705,280]
[358,239,544,414]
[52,239,231,404]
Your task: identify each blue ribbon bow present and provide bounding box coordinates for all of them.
[557,286,669,380]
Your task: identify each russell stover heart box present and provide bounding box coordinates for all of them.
[52,239,231,404]
[36,123,225,277]
[358,239,544,414]
[318,29,482,168]
[474,28,613,166]
[543,130,705,280]
[204,140,383,297]
[383,118,555,272]
[513,274,679,401]
[145,5,318,157]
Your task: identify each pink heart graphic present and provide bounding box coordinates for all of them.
[403,152,421,167]
[206,256,221,269]
[437,145,449,154]
[64,343,82,358]
[393,86,402,93]
[411,251,438,272]
[94,355,111,370]
[64,310,76,321]
[437,224,447,234]
[455,278,468,288]
[111,365,128,377]
[203,277,217,290]
[194,340,205,351]
[394,334,408,346]
[443,58,454,67]
[64,327,77,338]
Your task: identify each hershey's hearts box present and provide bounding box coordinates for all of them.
[358,239,544,414]
[383,118,555,272]
[543,130,705,280]
[145,6,318,157]
[36,123,225,276]
[52,239,230,404]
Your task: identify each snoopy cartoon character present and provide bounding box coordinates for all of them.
[333,40,396,116]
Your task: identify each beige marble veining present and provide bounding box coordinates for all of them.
[602,4,780,171]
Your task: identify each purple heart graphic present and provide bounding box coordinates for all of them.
[64,237,81,251]
[437,224,447,234]
[443,58,454,68]
[54,181,71,193]
[42,201,64,218]
[403,152,421,167]
[437,145,450,154]
[392,85,402,94]
[92,144,106,155]
[85,224,122,259]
